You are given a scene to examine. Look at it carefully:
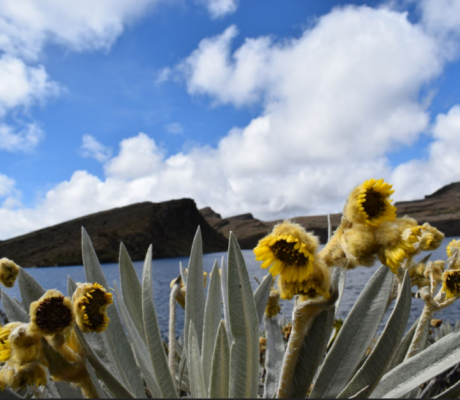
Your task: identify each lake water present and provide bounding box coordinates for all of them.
[2,236,459,337]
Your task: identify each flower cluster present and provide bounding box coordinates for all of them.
[0,276,113,393]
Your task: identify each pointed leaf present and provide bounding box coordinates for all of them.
[387,316,418,373]
[311,265,393,398]
[202,261,222,392]
[253,274,273,326]
[142,245,177,398]
[371,327,460,398]
[75,327,135,399]
[187,322,207,398]
[227,233,259,399]
[184,227,206,352]
[291,307,336,398]
[114,283,162,398]
[81,228,145,397]
[263,315,285,398]
[2,292,28,323]
[338,270,412,398]
[209,321,230,399]
[221,256,232,344]
[119,243,145,341]
[17,268,45,310]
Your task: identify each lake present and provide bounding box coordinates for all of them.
[2,236,459,337]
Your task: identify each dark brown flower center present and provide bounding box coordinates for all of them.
[445,272,460,295]
[270,240,308,267]
[85,289,107,330]
[35,296,72,333]
[363,189,385,219]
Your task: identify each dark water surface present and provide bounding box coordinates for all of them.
[2,236,459,336]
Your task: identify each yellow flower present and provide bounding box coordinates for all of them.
[339,224,379,269]
[0,258,19,288]
[30,290,75,336]
[419,223,444,251]
[447,239,460,258]
[442,269,460,299]
[0,323,22,364]
[254,221,318,283]
[344,178,397,227]
[0,323,48,390]
[278,259,331,300]
[265,288,281,318]
[72,283,113,333]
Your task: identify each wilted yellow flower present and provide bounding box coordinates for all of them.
[30,290,74,336]
[73,283,113,333]
[425,260,445,283]
[408,262,430,289]
[344,178,397,227]
[0,323,22,364]
[278,259,330,300]
[442,269,460,299]
[0,258,19,288]
[0,323,48,390]
[339,224,379,269]
[447,239,460,258]
[254,221,318,283]
[265,288,281,318]
[419,223,444,251]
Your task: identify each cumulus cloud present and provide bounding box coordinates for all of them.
[80,134,112,162]
[0,122,44,152]
[198,0,238,19]
[392,105,460,200]
[1,4,459,240]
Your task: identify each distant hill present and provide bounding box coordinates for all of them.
[201,181,460,248]
[0,199,228,267]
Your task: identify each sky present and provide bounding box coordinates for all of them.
[1,0,460,240]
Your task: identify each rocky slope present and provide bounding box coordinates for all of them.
[0,199,228,267]
[201,181,460,248]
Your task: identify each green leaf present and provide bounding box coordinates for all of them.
[75,327,135,399]
[187,322,207,398]
[253,273,273,326]
[220,256,232,344]
[81,228,145,398]
[142,245,177,398]
[209,320,230,399]
[119,243,145,342]
[338,270,412,398]
[2,292,28,323]
[386,315,418,373]
[227,232,259,399]
[331,266,346,312]
[291,307,336,399]
[86,361,112,399]
[311,265,393,398]
[263,315,285,398]
[184,227,206,353]
[114,283,162,399]
[17,267,45,310]
[202,260,223,392]
[371,327,460,398]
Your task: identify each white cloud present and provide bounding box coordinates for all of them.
[104,133,164,179]
[391,105,460,200]
[164,122,184,135]
[0,173,15,198]
[0,122,44,152]
[0,55,60,117]
[0,0,161,60]
[1,4,460,240]
[80,134,112,162]
[199,0,238,19]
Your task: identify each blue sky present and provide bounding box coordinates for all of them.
[1,0,460,239]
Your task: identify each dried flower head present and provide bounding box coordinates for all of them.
[409,262,430,289]
[0,258,19,288]
[30,290,74,336]
[338,224,379,269]
[73,283,113,333]
[447,239,460,258]
[265,288,281,318]
[344,178,397,227]
[419,223,444,251]
[254,220,318,282]
[277,259,331,300]
[424,260,445,283]
[442,270,460,299]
